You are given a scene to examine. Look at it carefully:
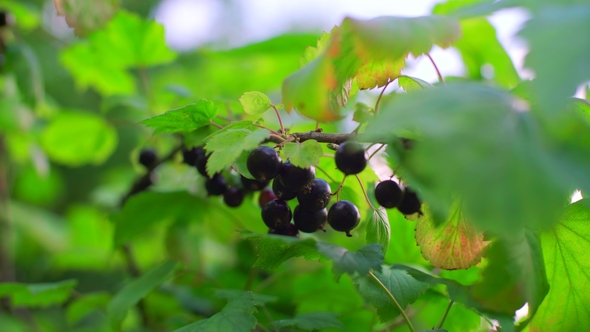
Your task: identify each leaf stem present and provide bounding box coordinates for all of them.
[367,144,386,161]
[437,300,454,329]
[209,120,224,129]
[426,53,444,85]
[316,165,337,183]
[271,105,286,135]
[368,271,416,332]
[355,174,377,211]
[332,175,348,200]
[252,123,281,136]
[375,78,395,114]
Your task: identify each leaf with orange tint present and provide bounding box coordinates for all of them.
[415,202,487,270]
[355,58,406,90]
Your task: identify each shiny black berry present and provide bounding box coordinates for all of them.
[375,180,404,208]
[335,141,367,175]
[261,200,292,229]
[139,149,157,168]
[272,177,297,201]
[259,189,277,208]
[196,152,210,177]
[279,161,315,193]
[397,187,422,215]
[297,178,331,212]
[328,200,360,237]
[294,206,327,233]
[205,174,227,196]
[268,223,299,238]
[240,175,269,191]
[0,11,13,27]
[224,187,245,207]
[182,147,204,166]
[247,146,282,181]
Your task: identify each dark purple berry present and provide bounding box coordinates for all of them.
[375,180,404,208]
[272,177,297,201]
[247,146,282,181]
[205,174,227,196]
[328,200,360,237]
[397,187,422,215]
[294,206,327,233]
[335,141,367,175]
[279,161,315,193]
[296,178,331,212]
[224,186,245,207]
[196,152,210,177]
[261,200,292,229]
[259,189,277,208]
[0,11,13,27]
[182,147,204,166]
[139,149,157,168]
[240,175,269,191]
[268,223,299,238]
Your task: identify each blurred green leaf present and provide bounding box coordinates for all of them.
[41,112,117,166]
[0,280,77,308]
[317,243,383,280]
[283,140,323,168]
[204,129,269,176]
[107,260,179,330]
[272,312,345,331]
[355,265,428,322]
[300,31,332,67]
[140,100,217,134]
[356,58,405,90]
[398,75,434,91]
[1,1,40,30]
[365,207,390,255]
[66,292,111,325]
[239,91,272,115]
[353,102,374,124]
[213,289,277,305]
[530,199,590,331]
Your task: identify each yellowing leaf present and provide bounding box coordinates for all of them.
[415,203,488,270]
[355,58,406,90]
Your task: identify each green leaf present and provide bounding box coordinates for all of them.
[233,150,255,179]
[283,140,323,168]
[355,265,428,322]
[272,312,345,331]
[519,4,590,113]
[244,233,326,272]
[530,199,590,331]
[140,100,218,134]
[300,30,332,67]
[415,202,488,270]
[355,58,406,90]
[317,243,383,280]
[66,292,111,325]
[353,102,374,124]
[112,191,208,246]
[398,75,434,91]
[202,120,259,143]
[0,280,77,308]
[204,129,270,176]
[41,112,117,167]
[107,261,179,330]
[365,208,390,255]
[174,292,258,332]
[213,289,277,306]
[239,91,272,115]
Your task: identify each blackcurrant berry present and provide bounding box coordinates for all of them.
[293,205,327,233]
[224,186,245,207]
[374,180,404,208]
[205,174,227,196]
[138,149,157,168]
[397,187,422,215]
[272,177,297,201]
[328,200,360,237]
[247,146,282,181]
[0,11,13,27]
[261,200,292,229]
[335,141,367,175]
[196,152,210,177]
[240,175,269,191]
[259,189,277,208]
[182,147,204,166]
[268,223,299,238]
[279,161,315,193]
[296,178,331,212]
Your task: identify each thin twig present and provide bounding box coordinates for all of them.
[332,176,348,200]
[138,67,153,108]
[367,144,386,161]
[426,54,444,85]
[437,300,454,329]
[355,175,377,211]
[375,79,395,114]
[368,271,416,332]
[315,165,337,183]
[271,105,285,135]
[252,123,281,136]
[209,120,223,129]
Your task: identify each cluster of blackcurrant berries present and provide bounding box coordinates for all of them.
[374,180,422,215]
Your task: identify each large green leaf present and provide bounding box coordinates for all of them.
[272,312,345,331]
[239,91,272,115]
[365,207,390,255]
[204,128,270,176]
[317,243,383,280]
[41,112,117,166]
[0,280,77,308]
[355,265,428,322]
[140,100,218,134]
[283,140,323,168]
[66,292,111,325]
[174,292,258,332]
[107,261,179,330]
[530,200,590,331]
